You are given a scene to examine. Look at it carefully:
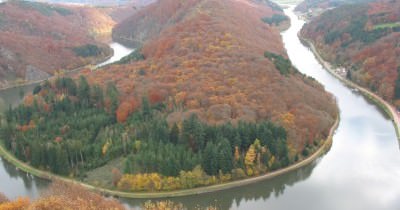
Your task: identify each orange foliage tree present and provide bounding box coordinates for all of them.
[116,98,137,123]
[0,181,124,210]
[0,197,30,210]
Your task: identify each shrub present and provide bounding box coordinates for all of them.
[73,44,102,57]
[262,14,288,26]
[264,51,292,75]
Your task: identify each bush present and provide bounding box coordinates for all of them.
[138,69,146,76]
[33,85,42,95]
[231,168,246,179]
[264,51,292,75]
[73,44,102,57]
[262,14,288,26]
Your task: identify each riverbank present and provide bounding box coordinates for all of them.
[300,37,400,140]
[0,116,339,198]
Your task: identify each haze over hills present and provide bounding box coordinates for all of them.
[11,0,155,6]
[301,0,400,104]
[295,0,373,13]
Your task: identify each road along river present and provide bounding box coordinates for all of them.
[0,7,399,210]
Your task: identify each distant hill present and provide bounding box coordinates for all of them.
[295,0,373,17]
[25,0,156,22]
[0,0,115,88]
[301,0,400,103]
[24,0,155,6]
[112,0,289,47]
[104,0,156,22]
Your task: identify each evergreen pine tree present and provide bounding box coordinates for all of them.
[78,76,91,107]
[217,138,233,173]
[202,142,218,175]
[169,123,180,144]
[106,82,119,114]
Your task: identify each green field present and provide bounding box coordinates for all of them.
[373,22,400,30]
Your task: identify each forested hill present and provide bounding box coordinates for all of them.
[0,0,114,88]
[112,0,289,48]
[301,0,400,104]
[1,0,337,192]
[295,0,373,13]
[88,0,337,153]
[38,0,155,6]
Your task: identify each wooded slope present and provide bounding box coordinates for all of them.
[86,0,337,150]
[0,1,114,88]
[295,0,372,13]
[301,0,400,103]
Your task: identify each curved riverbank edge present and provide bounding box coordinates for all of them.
[300,37,400,141]
[0,116,339,199]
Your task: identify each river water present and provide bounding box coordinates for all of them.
[0,7,399,210]
[96,42,134,68]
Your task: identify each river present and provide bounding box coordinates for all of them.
[96,42,134,68]
[0,7,400,210]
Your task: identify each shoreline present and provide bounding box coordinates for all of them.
[300,37,400,140]
[0,116,339,198]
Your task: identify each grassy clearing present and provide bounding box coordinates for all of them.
[373,22,400,30]
[84,157,125,189]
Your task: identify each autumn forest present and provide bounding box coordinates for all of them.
[300,0,400,105]
[4,0,387,208]
[0,0,339,194]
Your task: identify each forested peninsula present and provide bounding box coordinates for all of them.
[0,0,338,194]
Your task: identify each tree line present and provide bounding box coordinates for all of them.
[0,76,299,191]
